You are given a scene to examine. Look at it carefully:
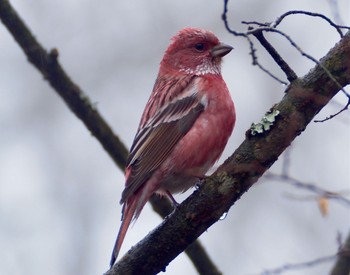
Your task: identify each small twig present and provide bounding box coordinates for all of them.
[249,26,349,99]
[253,57,288,85]
[242,21,269,27]
[262,27,350,120]
[258,231,350,275]
[222,1,288,84]
[315,91,350,122]
[251,28,298,82]
[260,254,337,275]
[272,10,350,38]
[264,173,350,207]
[254,27,348,94]
[224,1,350,121]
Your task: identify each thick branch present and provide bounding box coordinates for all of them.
[107,32,350,274]
[149,195,222,275]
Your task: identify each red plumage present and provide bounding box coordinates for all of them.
[110,27,235,267]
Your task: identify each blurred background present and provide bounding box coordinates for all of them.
[0,0,349,274]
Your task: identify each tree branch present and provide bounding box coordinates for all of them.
[149,195,222,275]
[106,32,350,274]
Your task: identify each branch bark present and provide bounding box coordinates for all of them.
[106,32,350,274]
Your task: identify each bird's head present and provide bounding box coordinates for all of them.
[161,27,233,76]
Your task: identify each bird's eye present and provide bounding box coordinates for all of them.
[194,43,205,52]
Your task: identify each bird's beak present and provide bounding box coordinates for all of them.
[211,42,233,58]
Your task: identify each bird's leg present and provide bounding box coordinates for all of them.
[195,176,206,189]
[165,190,180,208]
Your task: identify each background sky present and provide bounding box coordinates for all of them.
[0,1,349,274]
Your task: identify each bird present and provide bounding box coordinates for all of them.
[110,27,236,267]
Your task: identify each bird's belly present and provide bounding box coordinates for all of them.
[158,105,235,194]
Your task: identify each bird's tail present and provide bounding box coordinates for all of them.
[109,199,137,267]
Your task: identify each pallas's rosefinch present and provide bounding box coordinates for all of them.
[110,27,236,267]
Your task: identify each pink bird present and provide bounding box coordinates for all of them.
[110,27,236,267]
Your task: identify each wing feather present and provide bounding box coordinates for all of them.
[121,77,204,203]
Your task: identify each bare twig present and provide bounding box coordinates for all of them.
[272,10,350,37]
[264,173,350,207]
[250,28,298,82]
[223,0,350,120]
[260,254,337,275]
[314,92,350,122]
[259,231,350,275]
[222,0,288,84]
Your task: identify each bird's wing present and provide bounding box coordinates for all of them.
[121,76,205,203]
